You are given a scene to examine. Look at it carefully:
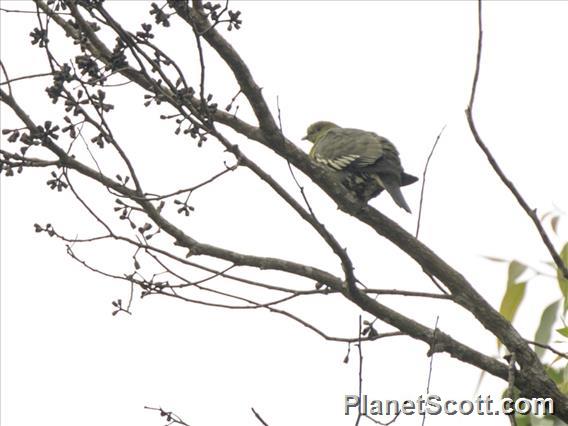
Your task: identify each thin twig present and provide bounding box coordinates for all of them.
[0,61,12,96]
[465,0,568,280]
[354,317,401,426]
[0,71,53,86]
[278,98,318,219]
[525,340,568,360]
[251,407,270,426]
[422,315,439,426]
[140,163,237,201]
[144,406,191,426]
[355,316,364,426]
[426,274,450,296]
[0,6,71,15]
[506,352,517,426]
[415,125,446,238]
[364,289,451,300]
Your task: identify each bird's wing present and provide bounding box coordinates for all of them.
[312,128,390,171]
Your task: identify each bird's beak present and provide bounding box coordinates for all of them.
[301,135,308,141]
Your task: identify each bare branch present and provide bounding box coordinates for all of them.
[506,352,518,426]
[465,0,568,280]
[525,340,568,361]
[1,150,60,168]
[144,406,191,426]
[0,6,71,15]
[0,71,54,87]
[415,125,446,239]
[355,316,364,426]
[363,289,450,300]
[140,162,238,201]
[0,61,13,95]
[251,407,270,426]
[421,316,439,426]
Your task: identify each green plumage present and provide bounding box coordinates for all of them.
[303,121,418,212]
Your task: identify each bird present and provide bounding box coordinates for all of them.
[302,121,418,212]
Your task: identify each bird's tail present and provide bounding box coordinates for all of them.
[377,175,412,213]
[401,172,419,187]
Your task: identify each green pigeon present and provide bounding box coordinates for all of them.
[302,121,418,212]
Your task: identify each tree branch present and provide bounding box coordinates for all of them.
[465,0,568,281]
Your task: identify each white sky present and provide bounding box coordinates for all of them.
[1,1,568,425]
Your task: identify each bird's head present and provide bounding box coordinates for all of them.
[302,121,339,143]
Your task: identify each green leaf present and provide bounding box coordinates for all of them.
[534,300,560,359]
[531,415,554,426]
[556,327,568,338]
[500,281,527,323]
[508,260,528,284]
[557,243,568,312]
[514,414,557,426]
[514,414,531,426]
[560,365,568,394]
[544,365,564,384]
[498,261,528,349]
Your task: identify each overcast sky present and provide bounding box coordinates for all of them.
[2,2,568,426]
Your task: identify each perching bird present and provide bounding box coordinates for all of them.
[302,121,418,212]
